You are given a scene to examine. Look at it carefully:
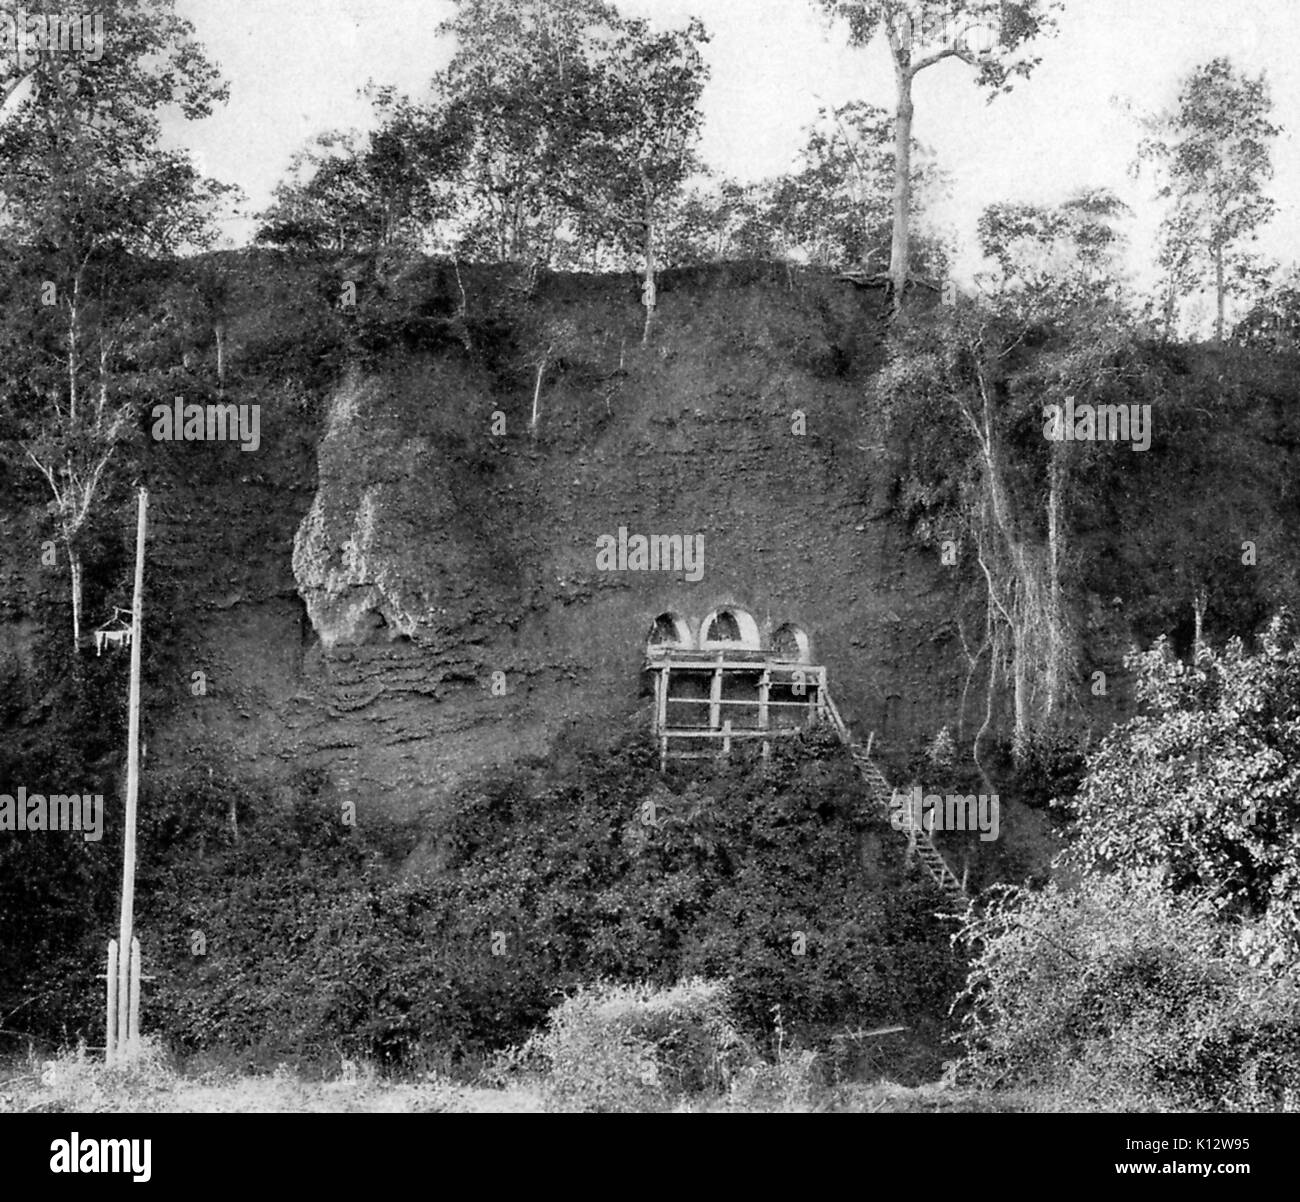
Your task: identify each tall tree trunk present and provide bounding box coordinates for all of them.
[1012,620,1031,750]
[890,68,915,311]
[1214,242,1226,343]
[966,366,1074,760]
[99,337,112,418]
[215,322,226,394]
[1163,276,1177,341]
[530,350,548,437]
[68,543,83,654]
[67,284,80,426]
[1044,450,1064,719]
[641,200,658,347]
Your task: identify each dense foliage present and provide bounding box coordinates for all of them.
[1057,616,1300,962]
[956,874,1300,1109]
[122,730,961,1066]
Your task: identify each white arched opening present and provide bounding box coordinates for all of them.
[700,607,761,651]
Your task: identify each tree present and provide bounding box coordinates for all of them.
[559,16,710,342]
[813,0,1062,308]
[256,93,465,255]
[0,0,228,652]
[660,178,774,266]
[525,317,580,437]
[258,132,401,253]
[430,0,624,266]
[1234,263,1300,350]
[977,186,1130,312]
[658,106,947,275]
[1058,616,1300,956]
[879,195,1151,765]
[764,100,947,274]
[408,0,709,319]
[768,101,897,269]
[967,189,1132,754]
[1135,58,1281,343]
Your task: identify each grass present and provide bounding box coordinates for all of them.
[0,1040,543,1114]
[0,1040,1182,1114]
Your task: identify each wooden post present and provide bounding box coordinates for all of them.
[653,667,662,731]
[657,667,669,771]
[116,488,147,1060]
[721,718,732,758]
[758,669,771,763]
[709,666,722,735]
[128,937,141,1051]
[105,939,118,1065]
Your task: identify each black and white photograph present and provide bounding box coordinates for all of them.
[0,0,1296,1173]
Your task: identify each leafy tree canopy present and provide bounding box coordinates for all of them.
[1058,614,1300,958]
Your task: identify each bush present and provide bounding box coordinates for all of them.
[422,728,961,1055]
[102,729,960,1068]
[724,1049,822,1112]
[526,978,750,1112]
[955,872,1300,1110]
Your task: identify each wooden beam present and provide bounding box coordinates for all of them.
[645,657,827,673]
[657,666,669,771]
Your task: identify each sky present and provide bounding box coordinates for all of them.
[173,0,1300,301]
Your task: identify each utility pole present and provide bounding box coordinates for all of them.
[111,487,147,1062]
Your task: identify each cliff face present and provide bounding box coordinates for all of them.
[264,265,963,824]
[7,258,1300,848]
[0,261,989,828]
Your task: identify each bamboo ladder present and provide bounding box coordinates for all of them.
[820,689,967,902]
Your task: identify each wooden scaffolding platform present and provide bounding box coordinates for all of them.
[645,646,969,901]
[645,647,827,769]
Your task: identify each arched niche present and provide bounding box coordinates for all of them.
[700,607,761,650]
[646,611,693,652]
[771,622,812,662]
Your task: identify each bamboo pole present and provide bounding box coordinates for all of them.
[105,939,118,1065]
[115,488,147,1059]
[128,937,141,1050]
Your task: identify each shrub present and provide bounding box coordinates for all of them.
[721,1004,823,1111]
[526,978,750,1112]
[724,1049,822,1112]
[955,872,1300,1110]
[31,1037,176,1113]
